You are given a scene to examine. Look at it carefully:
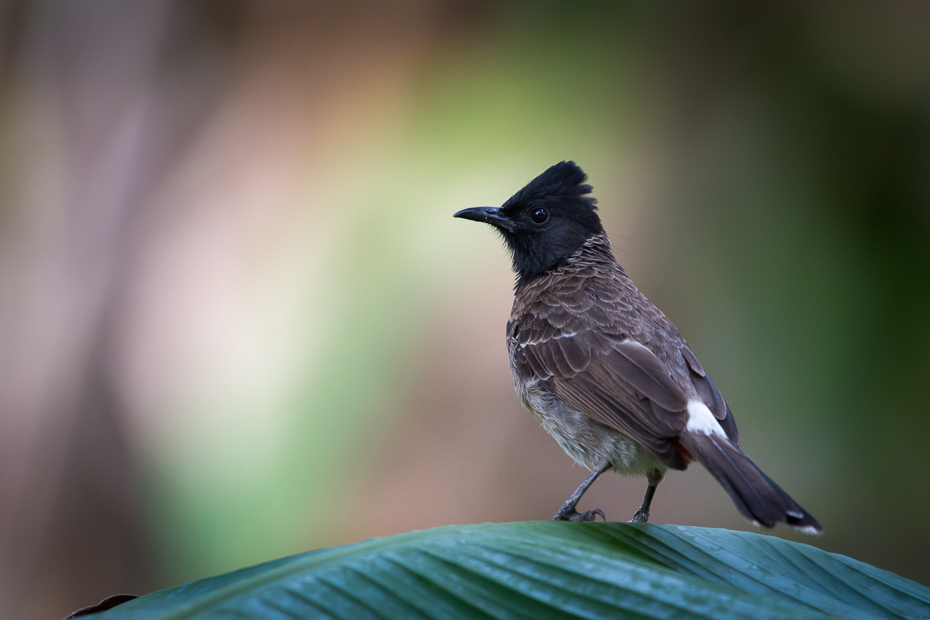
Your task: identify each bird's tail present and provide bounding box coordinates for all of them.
[677,431,822,534]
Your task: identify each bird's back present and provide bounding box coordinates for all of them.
[507,232,694,396]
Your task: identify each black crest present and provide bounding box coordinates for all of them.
[454,161,606,283]
[499,161,604,282]
[502,161,598,223]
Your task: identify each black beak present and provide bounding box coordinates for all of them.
[453,206,514,232]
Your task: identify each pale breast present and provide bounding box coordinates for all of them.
[512,371,665,477]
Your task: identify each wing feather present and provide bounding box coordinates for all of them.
[521,330,690,468]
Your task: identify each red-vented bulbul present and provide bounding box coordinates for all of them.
[454,161,821,533]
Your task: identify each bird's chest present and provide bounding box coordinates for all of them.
[509,363,650,474]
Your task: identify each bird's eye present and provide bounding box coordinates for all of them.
[530,207,549,224]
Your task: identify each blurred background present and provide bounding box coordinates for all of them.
[1,1,929,618]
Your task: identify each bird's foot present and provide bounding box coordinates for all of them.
[628,508,649,523]
[550,506,606,522]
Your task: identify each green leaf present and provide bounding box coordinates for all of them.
[95,523,929,620]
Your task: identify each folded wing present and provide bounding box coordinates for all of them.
[515,329,692,469]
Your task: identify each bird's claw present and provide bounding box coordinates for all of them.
[550,507,606,522]
[628,508,649,523]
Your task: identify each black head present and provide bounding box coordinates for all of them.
[454,161,604,282]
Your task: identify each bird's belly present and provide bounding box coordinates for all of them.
[516,376,663,477]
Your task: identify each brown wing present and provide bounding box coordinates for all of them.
[514,329,691,469]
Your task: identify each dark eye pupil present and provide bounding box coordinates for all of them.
[531,208,549,223]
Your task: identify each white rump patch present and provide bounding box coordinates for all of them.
[685,399,727,437]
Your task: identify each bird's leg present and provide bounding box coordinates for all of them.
[550,462,611,522]
[630,468,665,523]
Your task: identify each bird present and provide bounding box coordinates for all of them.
[453,161,821,533]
